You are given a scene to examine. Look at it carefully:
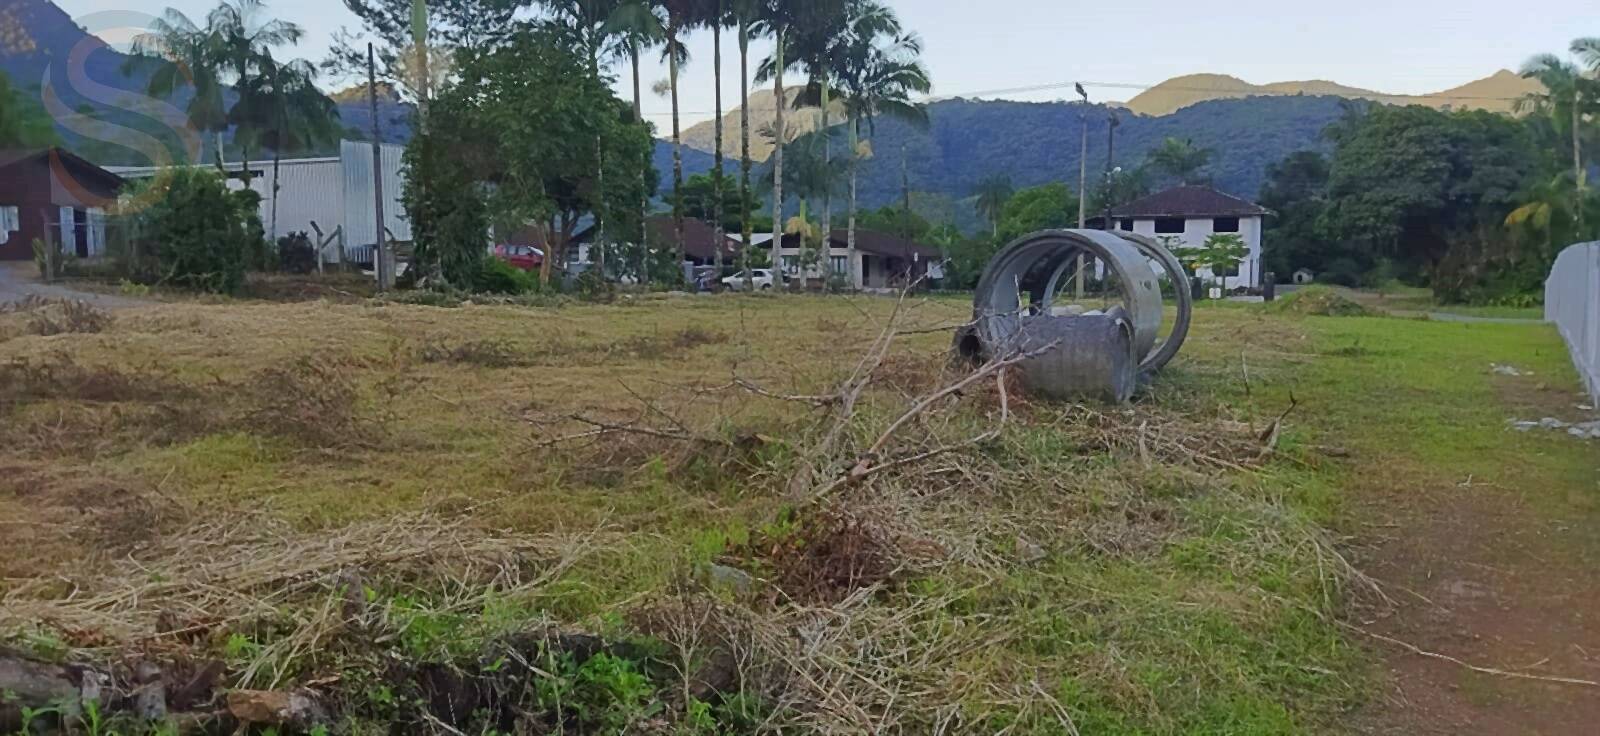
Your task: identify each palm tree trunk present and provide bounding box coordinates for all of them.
[271,151,282,242]
[631,39,648,283]
[771,27,786,289]
[670,24,686,279]
[847,115,858,290]
[1575,89,1585,234]
[712,12,725,283]
[739,16,754,292]
[820,77,832,287]
[592,51,607,282]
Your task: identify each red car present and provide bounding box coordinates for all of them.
[493,244,543,271]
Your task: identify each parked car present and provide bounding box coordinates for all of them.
[722,269,775,291]
[493,244,542,272]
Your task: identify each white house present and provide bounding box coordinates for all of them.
[772,229,942,289]
[1109,185,1270,290]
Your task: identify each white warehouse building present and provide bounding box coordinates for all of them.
[1109,185,1270,290]
[108,140,411,265]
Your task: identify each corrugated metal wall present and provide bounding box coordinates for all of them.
[1546,242,1600,403]
[244,158,344,241]
[340,140,411,252]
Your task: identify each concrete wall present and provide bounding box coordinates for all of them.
[1546,242,1600,403]
[1122,215,1263,289]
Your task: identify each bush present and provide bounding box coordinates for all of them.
[277,232,318,274]
[123,168,264,294]
[473,258,539,294]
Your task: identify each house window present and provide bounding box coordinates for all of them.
[1212,217,1240,233]
[781,255,799,275]
[1154,218,1185,234]
[829,255,848,275]
[1118,219,1134,231]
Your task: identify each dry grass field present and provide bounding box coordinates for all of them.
[0,291,1594,734]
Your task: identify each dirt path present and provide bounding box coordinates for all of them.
[0,262,148,309]
[1354,374,1600,733]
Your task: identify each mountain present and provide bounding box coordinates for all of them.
[662,94,1354,229]
[679,87,844,163]
[0,0,410,166]
[1123,70,1540,116]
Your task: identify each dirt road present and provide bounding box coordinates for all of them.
[0,262,146,308]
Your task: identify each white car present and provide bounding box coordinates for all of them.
[722,269,775,291]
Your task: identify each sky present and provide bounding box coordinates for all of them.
[57,0,1593,128]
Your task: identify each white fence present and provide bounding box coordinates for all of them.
[1546,242,1600,402]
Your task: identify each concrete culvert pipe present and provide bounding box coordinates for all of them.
[960,229,1193,401]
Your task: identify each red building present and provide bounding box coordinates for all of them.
[0,148,124,261]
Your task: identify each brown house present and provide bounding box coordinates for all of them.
[645,216,740,265]
[0,148,124,261]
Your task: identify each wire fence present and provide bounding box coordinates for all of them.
[1545,241,1600,402]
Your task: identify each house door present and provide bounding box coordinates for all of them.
[73,208,89,258]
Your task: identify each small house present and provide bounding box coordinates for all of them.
[1110,185,1270,289]
[773,229,943,289]
[0,148,124,261]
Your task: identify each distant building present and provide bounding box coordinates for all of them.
[1293,268,1315,285]
[1110,185,1270,289]
[773,229,943,289]
[107,140,411,266]
[0,148,123,261]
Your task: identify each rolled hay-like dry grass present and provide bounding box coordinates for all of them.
[0,296,111,340]
[0,512,603,657]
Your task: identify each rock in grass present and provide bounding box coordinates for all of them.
[226,689,329,728]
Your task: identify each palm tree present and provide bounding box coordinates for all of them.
[125,8,228,167]
[730,0,760,290]
[765,127,845,279]
[540,0,626,280]
[1519,53,1594,234]
[973,174,1013,237]
[658,0,699,275]
[753,0,804,288]
[207,0,304,179]
[706,0,728,281]
[836,1,928,289]
[603,1,664,282]
[783,0,848,284]
[1145,137,1213,185]
[234,58,339,239]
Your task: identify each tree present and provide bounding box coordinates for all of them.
[230,58,341,239]
[972,174,1013,237]
[0,71,58,148]
[1518,44,1600,236]
[1258,150,1334,276]
[762,125,846,279]
[730,0,760,289]
[836,0,928,288]
[781,0,849,282]
[125,8,229,165]
[404,28,654,287]
[682,171,754,233]
[333,0,521,93]
[752,0,809,289]
[1180,232,1249,291]
[209,0,306,176]
[995,182,1077,244]
[603,0,665,280]
[1145,137,1213,185]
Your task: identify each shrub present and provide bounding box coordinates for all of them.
[473,258,539,294]
[277,232,318,274]
[123,168,264,294]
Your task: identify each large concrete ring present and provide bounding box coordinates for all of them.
[970,229,1163,364]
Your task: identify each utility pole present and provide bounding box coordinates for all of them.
[901,142,911,238]
[1075,83,1088,229]
[368,43,390,291]
[1103,108,1119,233]
[1075,83,1089,300]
